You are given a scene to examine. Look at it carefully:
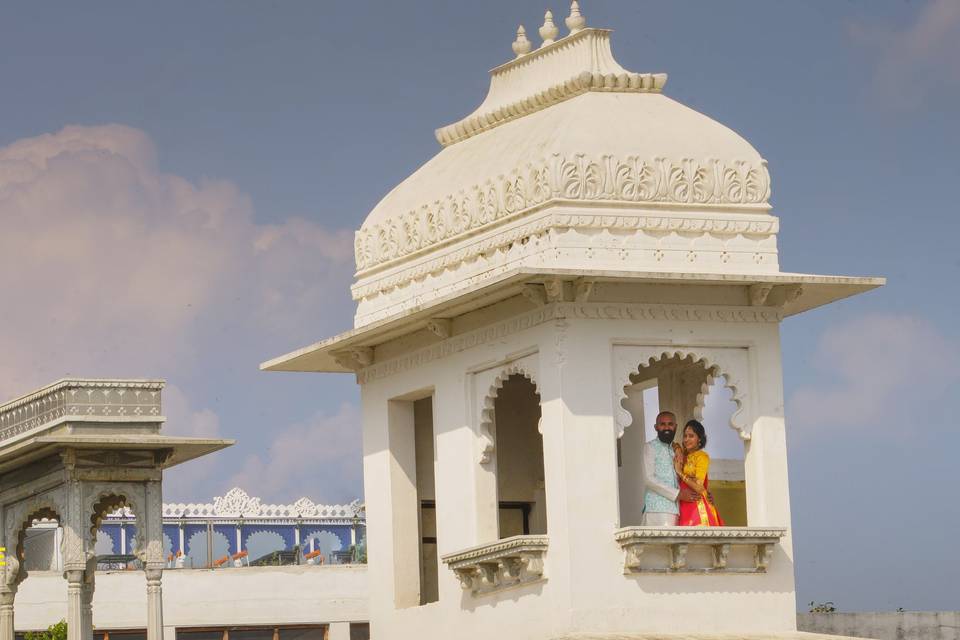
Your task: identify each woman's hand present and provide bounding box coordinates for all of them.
[673,458,684,476]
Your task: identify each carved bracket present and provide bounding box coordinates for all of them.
[426,318,452,339]
[614,526,785,574]
[332,347,374,372]
[442,535,548,595]
[612,345,752,440]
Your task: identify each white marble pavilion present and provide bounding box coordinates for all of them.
[271,3,882,640]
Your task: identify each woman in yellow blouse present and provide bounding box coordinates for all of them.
[673,419,724,526]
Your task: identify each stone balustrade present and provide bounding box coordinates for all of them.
[441,535,548,595]
[614,526,786,574]
[0,379,164,444]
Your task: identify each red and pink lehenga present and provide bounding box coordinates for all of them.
[676,448,724,527]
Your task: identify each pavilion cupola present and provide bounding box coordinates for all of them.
[352,2,775,329]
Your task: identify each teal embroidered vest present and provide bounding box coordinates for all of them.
[644,439,679,515]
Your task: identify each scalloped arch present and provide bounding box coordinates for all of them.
[478,363,541,466]
[612,346,752,440]
[4,489,65,586]
[86,485,144,555]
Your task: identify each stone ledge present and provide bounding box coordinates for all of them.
[614,526,786,574]
[441,535,548,595]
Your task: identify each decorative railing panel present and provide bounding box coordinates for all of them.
[614,526,786,574]
[442,535,548,595]
[0,379,163,443]
[158,488,363,521]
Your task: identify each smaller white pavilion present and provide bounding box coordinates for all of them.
[264,4,883,640]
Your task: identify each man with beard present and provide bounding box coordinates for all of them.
[642,410,699,525]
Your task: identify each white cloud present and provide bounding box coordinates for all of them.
[848,0,960,109]
[228,403,362,505]
[0,125,352,397]
[159,384,227,499]
[0,124,354,399]
[788,313,958,435]
[0,124,358,501]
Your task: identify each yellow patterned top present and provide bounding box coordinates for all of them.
[681,449,710,494]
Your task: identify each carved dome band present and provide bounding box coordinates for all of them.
[355,154,771,275]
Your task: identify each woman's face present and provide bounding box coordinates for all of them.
[683,426,700,452]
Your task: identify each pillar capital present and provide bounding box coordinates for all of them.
[64,569,84,584]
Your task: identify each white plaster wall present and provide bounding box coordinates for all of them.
[14,565,368,633]
[359,302,798,640]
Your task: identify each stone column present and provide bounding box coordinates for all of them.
[0,542,19,640]
[62,458,91,640]
[144,479,165,640]
[145,566,164,640]
[0,588,16,640]
[65,569,84,640]
[80,557,96,640]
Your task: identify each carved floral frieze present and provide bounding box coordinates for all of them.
[355,153,772,274]
[614,526,785,574]
[442,535,548,595]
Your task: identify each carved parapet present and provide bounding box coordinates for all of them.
[0,379,164,444]
[441,535,548,595]
[614,526,785,574]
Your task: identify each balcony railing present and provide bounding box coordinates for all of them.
[614,526,786,574]
[441,535,548,595]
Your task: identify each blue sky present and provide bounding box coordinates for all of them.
[1,1,957,612]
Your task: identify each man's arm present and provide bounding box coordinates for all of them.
[643,442,679,502]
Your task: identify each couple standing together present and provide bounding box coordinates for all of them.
[642,411,724,527]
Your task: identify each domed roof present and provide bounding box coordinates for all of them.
[355,23,770,279]
[262,5,884,374]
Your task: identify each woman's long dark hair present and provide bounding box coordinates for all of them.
[684,419,707,450]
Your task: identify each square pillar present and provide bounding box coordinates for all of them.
[537,321,621,622]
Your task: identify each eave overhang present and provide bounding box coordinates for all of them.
[0,433,233,475]
[261,267,884,374]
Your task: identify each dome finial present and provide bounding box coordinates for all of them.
[566,1,586,34]
[512,25,532,57]
[539,10,560,47]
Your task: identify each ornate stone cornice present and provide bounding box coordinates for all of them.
[354,153,772,276]
[442,535,548,595]
[358,302,779,384]
[613,527,786,542]
[359,306,559,384]
[443,534,549,566]
[0,379,164,444]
